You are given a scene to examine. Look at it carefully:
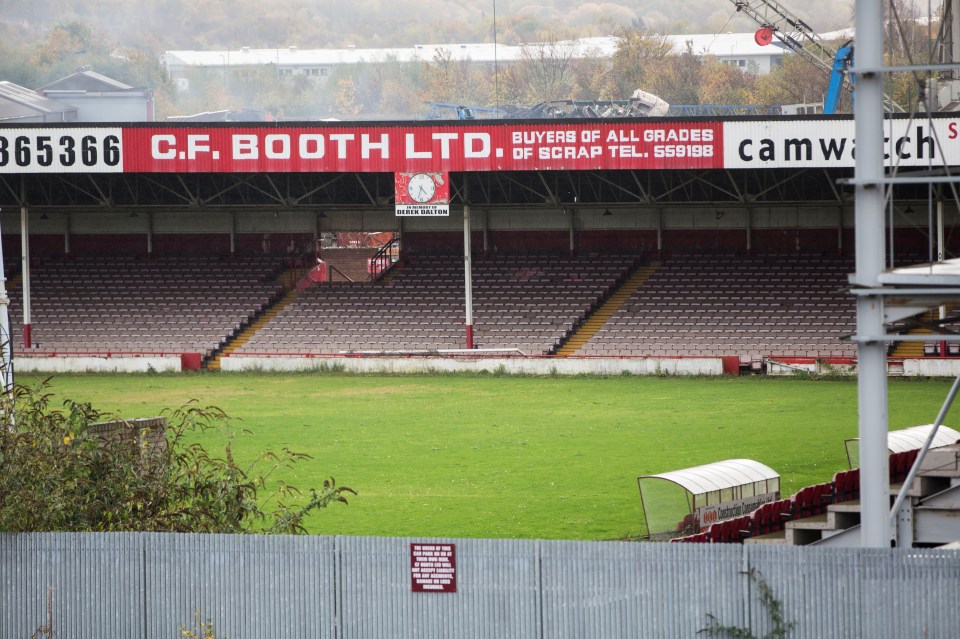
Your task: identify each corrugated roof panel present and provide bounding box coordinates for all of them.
[887,424,960,453]
[640,458,779,496]
[0,81,78,121]
[39,70,133,93]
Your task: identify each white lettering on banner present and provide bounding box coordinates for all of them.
[328,133,355,159]
[508,125,721,166]
[582,130,600,143]
[538,146,603,159]
[362,133,390,159]
[652,145,713,159]
[463,133,490,158]
[641,128,714,142]
[405,133,431,159]
[299,134,325,159]
[433,132,458,159]
[186,134,217,160]
[0,128,124,173]
[152,135,176,160]
[512,130,578,144]
[227,133,390,162]
[233,134,259,159]
[608,145,647,158]
[265,134,290,160]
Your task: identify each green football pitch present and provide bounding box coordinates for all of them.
[22,372,958,540]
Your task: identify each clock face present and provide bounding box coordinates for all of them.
[408,173,437,203]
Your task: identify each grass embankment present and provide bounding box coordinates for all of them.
[25,373,955,540]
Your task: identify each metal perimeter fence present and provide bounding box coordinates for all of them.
[2,532,959,639]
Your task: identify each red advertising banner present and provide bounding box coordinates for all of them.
[118,122,723,173]
[5,118,960,174]
[411,543,457,593]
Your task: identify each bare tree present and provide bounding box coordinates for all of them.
[608,27,673,98]
[517,37,579,102]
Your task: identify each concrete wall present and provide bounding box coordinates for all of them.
[15,355,183,373]
[218,355,726,376]
[13,353,960,377]
[903,358,960,377]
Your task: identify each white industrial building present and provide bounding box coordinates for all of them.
[161,33,792,91]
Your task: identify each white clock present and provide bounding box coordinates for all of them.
[407,173,437,203]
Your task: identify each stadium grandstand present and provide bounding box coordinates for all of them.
[0,115,956,377]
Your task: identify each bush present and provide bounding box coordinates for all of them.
[0,378,354,533]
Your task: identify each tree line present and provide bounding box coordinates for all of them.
[2,0,854,50]
[0,4,937,120]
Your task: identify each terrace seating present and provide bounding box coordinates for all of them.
[750,499,792,536]
[707,515,752,543]
[672,532,709,543]
[576,252,856,360]
[7,255,285,358]
[234,253,638,355]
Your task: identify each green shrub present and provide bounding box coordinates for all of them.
[0,378,353,533]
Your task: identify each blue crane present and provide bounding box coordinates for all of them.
[825,43,855,114]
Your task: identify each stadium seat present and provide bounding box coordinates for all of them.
[833,469,861,503]
[789,482,832,519]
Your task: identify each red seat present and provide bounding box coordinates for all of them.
[813,482,831,515]
[777,499,792,530]
[708,522,723,543]
[833,469,860,502]
[729,515,751,543]
[750,504,767,535]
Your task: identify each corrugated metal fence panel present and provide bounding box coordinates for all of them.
[336,536,540,639]
[540,540,745,639]
[143,532,336,639]
[0,532,144,639]
[859,547,960,639]
[5,532,960,639]
[747,546,863,639]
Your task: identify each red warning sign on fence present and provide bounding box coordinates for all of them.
[411,543,457,593]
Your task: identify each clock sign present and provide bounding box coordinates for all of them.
[407,173,438,203]
[395,172,450,216]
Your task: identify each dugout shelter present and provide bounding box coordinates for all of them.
[637,458,780,539]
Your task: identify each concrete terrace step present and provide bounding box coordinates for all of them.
[554,265,656,356]
[208,272,300,370]
[785,509,861,545]
[919,444,960,478]
[743,530,786,545]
